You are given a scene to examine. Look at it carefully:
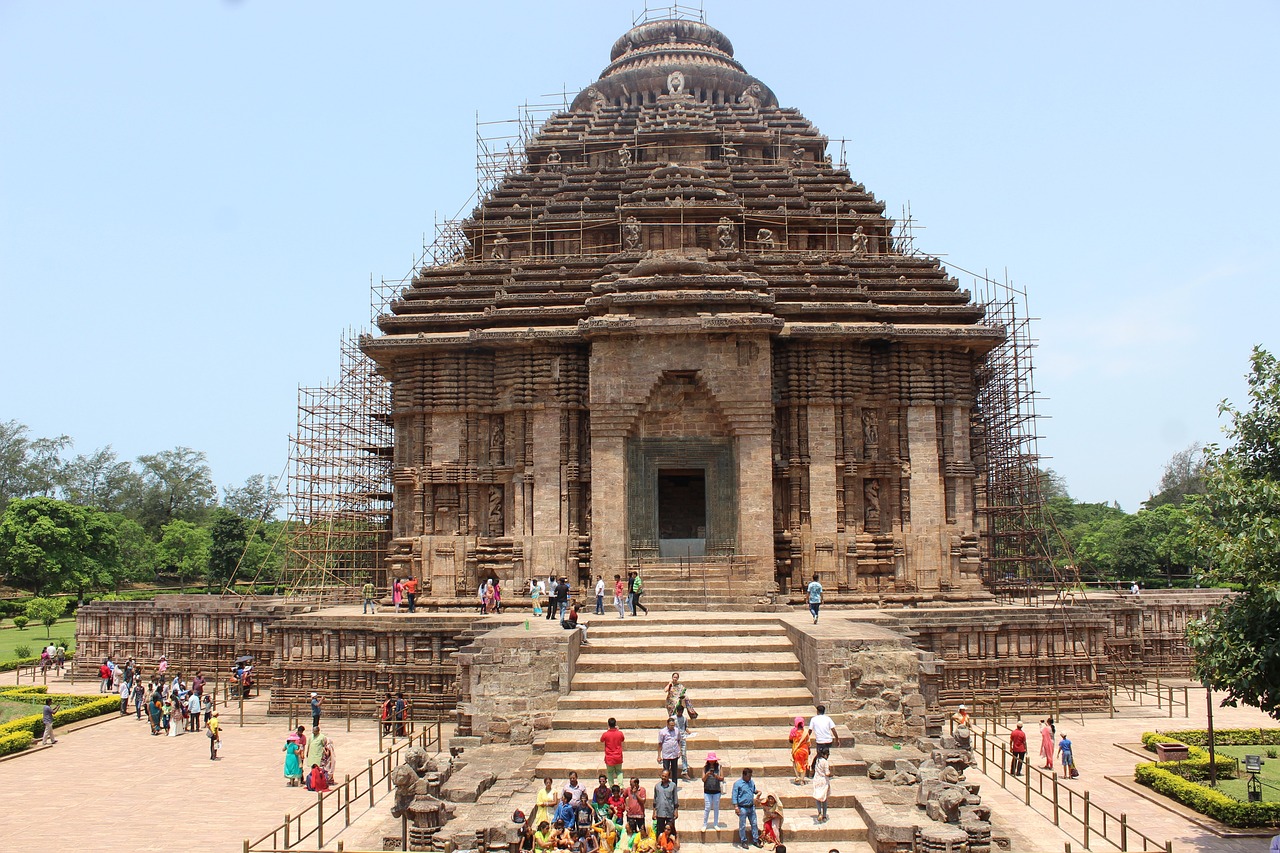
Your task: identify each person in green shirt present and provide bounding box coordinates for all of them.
[362,581,377,614]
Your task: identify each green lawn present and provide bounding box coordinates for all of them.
[0,697,43,724]
[1211,745,1280,803]
[0,618,76,659]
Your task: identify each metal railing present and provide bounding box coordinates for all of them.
[968,726,1171,852]
[244,718,444,852]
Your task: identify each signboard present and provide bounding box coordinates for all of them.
[1245,754,1263,773]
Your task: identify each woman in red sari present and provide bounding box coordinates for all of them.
[788,716,812,785]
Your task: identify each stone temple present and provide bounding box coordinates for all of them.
[363,17,1000,605]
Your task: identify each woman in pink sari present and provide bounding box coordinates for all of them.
[392,578,403,612]
[1039,719,1054,769]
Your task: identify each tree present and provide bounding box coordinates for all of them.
[1187,347,1280,717]
[1145,443,1207,508]
[24,435,71,498]
[136,447,216,532]
[109,515,157,584]
[157,520,211,588]
[0,420,32,511]
[223,473,283,521]
[1038,468,1070,501]
[24,597,67,638]
[0,497,123,595]
[60,446,140,513]
[206,508,248,589]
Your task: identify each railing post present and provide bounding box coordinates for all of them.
[243,840,249,853]
[1167,687,1173,718]
[368,759,375,807]
[347,700,351,732]
[981,735,988,774]
[317,792,324,848]
[1024,763,1031,805]
[283,814,290,849]
[1155,674,1161,708]
[1083,791,1091,849]
[1120,813,1127,851]
[402,813,409,851]
[1000,743,1007,787]
[1052,776,1060,825]
[386,748,393,791]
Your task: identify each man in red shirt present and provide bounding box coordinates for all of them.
[601,717,626,787]
[1009,721,1028,776]
[404,577,419,613]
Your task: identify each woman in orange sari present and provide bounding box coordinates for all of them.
[788,716,812,785]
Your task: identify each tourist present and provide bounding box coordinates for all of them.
[148,694,163,735]
[702,752,725,830]
[951,704,971,730]
[494,578,503,613]
[656,824,679,853]
[204,693,215,728]
[534,776,557,829]
[631,823,657,853]
[630,572,648,616]
[483,579,496,613]
[760,793,784,845]
[1039,719,1054,769]
[731,768,761,849]
[546,574,558,620]
[193,670,206,699]
[573,794,595,834]
[657,717,683,781]
[561,600,590,644]
[1058,733,1078,779]
[623,777,647,834]
[39,698,59,745]
[393,577,403,611]
[613,574,627,619]
[810,705,838,760]
[307,762,330,792]
[601,717,626,787]
[307,725,330,782]
[592,774,611,807]
[564,771,587,807]
[664,672,696,719]
[208,710,221,760]
[99,658,111,693]
[556,577,571,621]
[405,575,419,612]
[813,749,832,823]
[518,818,536,853]
[54,645,65,674]
[653,769,678,834]
[674,705,691,779]
[574,825,600,853]
[534,821,555,852]
[132,678,146,720]
[531,578,544,617]
[188,690,203,732]
[158,654,168,676]
[310,692,323,727]
[554,791,578,831]
[551,820,573,850]
[594,575,605,615]
[1009,721,1027,776]
[283,732,303,786]
[118,676,131,715]
[788,716,811,785]
[396,692,410,737]
[380,692,394,735]
[807,573,823,624]
[361,578,377,614]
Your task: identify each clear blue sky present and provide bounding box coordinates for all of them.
[2,1,1276,511]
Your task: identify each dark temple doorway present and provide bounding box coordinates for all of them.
[658,469,706,558]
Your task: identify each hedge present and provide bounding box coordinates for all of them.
[1139,732,1237,781]
[1149,728,1280,747]
[0,731,34,757]
[1135,763,1280,827]
[0,695,120,742]
[0,653,75,673]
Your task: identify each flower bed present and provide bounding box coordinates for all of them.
[1136,728,1280,826]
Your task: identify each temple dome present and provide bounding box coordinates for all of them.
[571,19,777,111]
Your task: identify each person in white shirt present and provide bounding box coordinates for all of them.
[810,705,839,760]
[594,575,606,615]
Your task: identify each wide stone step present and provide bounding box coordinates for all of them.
[581,636,793,655]
[543,725,841,754]
[535,748,864,779]
[585,622,786,639]
[677,809,869,844]
[558,686,815,710]
[570,672,809,692]
[576,652,800,673]
[551,706,821,730]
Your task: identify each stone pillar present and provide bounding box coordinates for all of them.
[905,405,945,590]
[807,404,838,572]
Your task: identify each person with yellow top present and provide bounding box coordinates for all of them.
[534,777,558,829]
[631,824,657,853]
[534,821,556,852]
[207,711,221,760]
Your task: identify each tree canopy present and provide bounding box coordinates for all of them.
[1187,347,1280,717]
[0,497,123,595]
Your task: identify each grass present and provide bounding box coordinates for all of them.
[1209,745,1280,803]
[0,697,42,724]
[0,618,76,659]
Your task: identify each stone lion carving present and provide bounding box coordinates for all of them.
[667,70,685,96]
[740,83,763,109]
[586,87,606,113]
[756,228,774,250]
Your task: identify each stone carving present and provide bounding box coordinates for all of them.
[756,228,774,250]
[717,217,736,250]
[390,745,457,850]
[488,485,504,535]
[623,216,642,250]
[489,416,505,463]
[585,87,606,113]
[546,147,562,168]
[852,225,868,256]
[722,141,738,164]
[618,142,632,167]
[667,70,685,95]
[739,82,763,109]
[864,479,880,531]
[862,408,879,449]
[489,233,510,261]
[791,144,805,167]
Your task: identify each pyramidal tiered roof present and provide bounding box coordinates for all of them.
[370,18,1000,354]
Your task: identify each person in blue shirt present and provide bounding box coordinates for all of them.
[731,768,761,848]
[806,574,823,624]
[554,790,578,830]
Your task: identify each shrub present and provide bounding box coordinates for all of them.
[1148,728,1280,747]
[1139,732,1236,780]
[1268,749,1278,759]
[0,656,38,672]
[0,695,120,741]
[13,644,31,659]
[12,616,28,630]
[1135,763,1280,827]
[0,731,34,757]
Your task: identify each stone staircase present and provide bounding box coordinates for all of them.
[534,613,873,853]
[628,563,765,610]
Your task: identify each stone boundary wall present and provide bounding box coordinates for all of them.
[453,622,580,745]
[781,615,938,744]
